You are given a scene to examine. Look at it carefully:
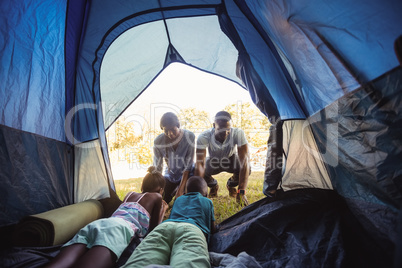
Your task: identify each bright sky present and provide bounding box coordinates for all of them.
[121,62,253,124]
[111,63,257,180]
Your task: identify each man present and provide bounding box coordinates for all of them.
[195,111,250,205]
[153,112,195,204]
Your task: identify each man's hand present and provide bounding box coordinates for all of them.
[236,191,249,206]
[175,171,190,199]
[195,148,207,178]
[266,189,277,198]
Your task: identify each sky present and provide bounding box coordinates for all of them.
[122,62,253,124]
[110,63,257,180]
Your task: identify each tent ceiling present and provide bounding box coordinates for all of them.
[100,15,241,128]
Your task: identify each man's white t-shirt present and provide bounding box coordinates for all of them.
[197,128,247,159]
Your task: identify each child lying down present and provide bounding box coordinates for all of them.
[44,166,167,268]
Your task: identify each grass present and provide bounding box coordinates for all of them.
[115,171,266,224]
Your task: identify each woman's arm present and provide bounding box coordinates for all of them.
[158,199,168,224]
[141,193,163,232]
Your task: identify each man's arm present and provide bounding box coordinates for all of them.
[237,143,250,191]
[194,148,207,178]
[153,146,164,173]
[175,170,190,198]
[176,133,195,198]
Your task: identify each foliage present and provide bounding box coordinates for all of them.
[224,102,271,167]
[107,117,153,165]
[224,102,271,149]
[178,107,211,137]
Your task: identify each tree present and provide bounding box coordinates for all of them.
[224,102,271,149]
[178,107,210,137]
[224,102,271,168]
[106,116,153,165]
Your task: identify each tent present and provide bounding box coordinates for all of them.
[1,0,401,267]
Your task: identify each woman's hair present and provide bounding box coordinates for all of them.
[160,112,180,129]
[141,166,165,193]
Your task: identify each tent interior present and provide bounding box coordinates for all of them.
[1,0,401,267]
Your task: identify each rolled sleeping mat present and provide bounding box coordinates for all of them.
[12,199,104,247]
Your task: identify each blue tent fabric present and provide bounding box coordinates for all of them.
[310,68,402,251]
[210,189,394,267]
[312,68,402,208]
[0,0,72,226]
[65,0,89,120]
[0,125,73,226]
[237,0,401,116]
[0,0,402,266]
[0,0,66,142]
[226,0,307,120]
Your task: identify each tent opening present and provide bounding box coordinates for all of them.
[105,63,270,181]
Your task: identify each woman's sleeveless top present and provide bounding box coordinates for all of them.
[111,192,150,237]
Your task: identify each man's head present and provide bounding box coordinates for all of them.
[160,112,181,141]
[186,176,208,197]
[213,111,232,141]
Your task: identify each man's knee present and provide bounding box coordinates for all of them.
[226,175,239,187]
[204,175,218,188]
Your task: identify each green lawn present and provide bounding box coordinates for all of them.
[114,171,266,224]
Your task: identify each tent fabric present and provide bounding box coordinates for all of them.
[99,15,240,129]
[281,120,333,191]
[74,139,110,203]
[0,125,73,227]
[219,7,280,120]
[225,0,307,120]
[0,0,401,265]
[262,121,283,194]
[309,67,402,253]
[1,245,60,268]
[211,189,394,268]
[234,0,402,117]
[311,67,402,208]
[74,0,225,143]
[65,0,89,118]
[0,0,66,142]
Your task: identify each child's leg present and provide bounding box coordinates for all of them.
[72,245,116,268]
[43,243,87,268]
[170,223,210,268]
[121,223,172,267]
